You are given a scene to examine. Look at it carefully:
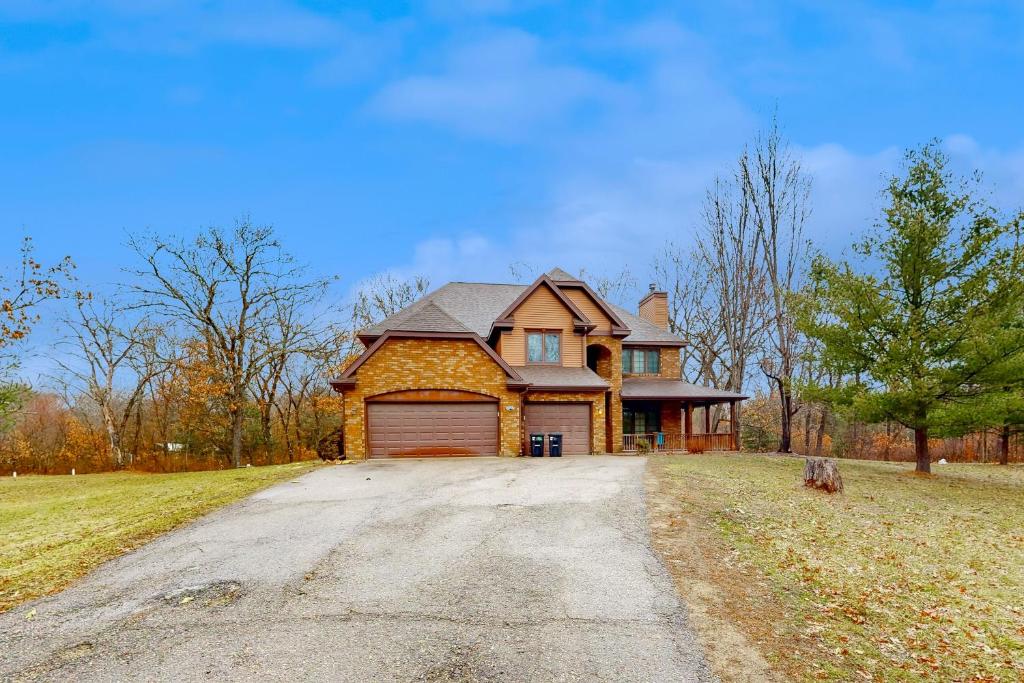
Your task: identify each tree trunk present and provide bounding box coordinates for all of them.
[814,407,827,456]
[803,407,812,455]
[914,426,930,474]
[777,379,793,453]
[803,457,843,493]
[1000,425,1011,466]
[230,404,244,468]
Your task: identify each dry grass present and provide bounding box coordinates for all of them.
[0,462,318,613]
[648,454,1024,682]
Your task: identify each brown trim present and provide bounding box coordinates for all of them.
[367,389,499,403]
[617,339,685,348]
[524,328,562,365]
[328,330,526,392]
[489,274,594,339]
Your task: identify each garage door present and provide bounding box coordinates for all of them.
[367,403,499,458]
[524,403,591,455]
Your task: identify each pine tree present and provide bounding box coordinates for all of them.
[801,143,1024,473]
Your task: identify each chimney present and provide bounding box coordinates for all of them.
[638,286,668,330]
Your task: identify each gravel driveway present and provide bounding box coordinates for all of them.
[1,457,714,682]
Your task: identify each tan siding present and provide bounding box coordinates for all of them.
[500,284,584,367]
[564,288,613,335]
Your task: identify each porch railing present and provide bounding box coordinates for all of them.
[622,432,735,453]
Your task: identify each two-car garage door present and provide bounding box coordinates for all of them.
[367,402,498,458]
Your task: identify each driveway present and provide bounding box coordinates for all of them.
[0,457,714,682]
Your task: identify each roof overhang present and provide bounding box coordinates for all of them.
[620,378,748,402]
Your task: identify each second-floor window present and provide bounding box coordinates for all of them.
[622,348,660,374]
[527,330,561,364]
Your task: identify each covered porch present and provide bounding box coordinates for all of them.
[620,378,747,453]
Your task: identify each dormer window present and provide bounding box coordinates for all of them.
[622,348,660,375]
[527,330,561,364]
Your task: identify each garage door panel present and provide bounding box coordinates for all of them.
[524,403,591,455]
[367,402,498,458]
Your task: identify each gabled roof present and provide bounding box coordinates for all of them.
[331,330,528,391]
[546,267,578,282]
[489,274,593,338]
[356,271,686,346]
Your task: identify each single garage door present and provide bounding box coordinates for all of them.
[524,403,591,455]
[367,402,499,458]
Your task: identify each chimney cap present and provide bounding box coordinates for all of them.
[648,282,656,293]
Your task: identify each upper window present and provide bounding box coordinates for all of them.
[622,348,660,374]
[527,330,561,364]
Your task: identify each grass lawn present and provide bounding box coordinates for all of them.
[0,462,318,613]
[647,454,1024,682]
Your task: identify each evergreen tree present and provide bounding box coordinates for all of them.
[800,143,1024,473]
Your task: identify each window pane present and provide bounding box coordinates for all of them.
[545,333,560,362]
[527,333,542,362]
[647,350,660,373]
[633,349,645,373]
[635,411,646,434]
[622,349,631,373]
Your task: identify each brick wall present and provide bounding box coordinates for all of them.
[587,335,622,453]
[340,338,522,458]
[660,346,681,379]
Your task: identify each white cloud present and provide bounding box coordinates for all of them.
[368,28,623,140]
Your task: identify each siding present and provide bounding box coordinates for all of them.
[564,288,613,335]
[500,284,584,367]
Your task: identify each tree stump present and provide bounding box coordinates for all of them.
[803,457,843,493]
[317,427,344,461]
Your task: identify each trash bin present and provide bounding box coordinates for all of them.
[548,433,562,457]
[529,433,544,457]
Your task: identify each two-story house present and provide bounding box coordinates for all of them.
[330,268,746,458]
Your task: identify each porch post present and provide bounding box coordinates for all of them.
[729,400,739,450]
[683,402,692,443]
[704,402,712,434]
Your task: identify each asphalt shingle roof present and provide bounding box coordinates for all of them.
[621,378,747,401]
[514,366,609,389]
[361,278,687,346]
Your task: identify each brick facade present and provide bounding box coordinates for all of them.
[586,335,623,453]
[341,338,522,458]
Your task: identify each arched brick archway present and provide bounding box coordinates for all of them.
[586,341,619,453]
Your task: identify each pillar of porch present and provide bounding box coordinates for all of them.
[683,402,692,444]
[730,399,739,450]
[704,402,712,434]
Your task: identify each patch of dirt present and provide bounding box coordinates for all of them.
[160,580,242,608]
[645,460,795,683]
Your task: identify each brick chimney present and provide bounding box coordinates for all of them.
[638,283,668,330]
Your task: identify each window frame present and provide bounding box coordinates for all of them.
[525,329,562,365]
[622,347,662,375]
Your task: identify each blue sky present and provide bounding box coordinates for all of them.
[3,0,1024,320]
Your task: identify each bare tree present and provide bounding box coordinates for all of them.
[57,294,169,467]
[351,273,430,331]
[576,267,638,306]
[741,117,811,453]
[128,220,332,468]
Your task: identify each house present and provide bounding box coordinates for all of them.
[330,268,746,458]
